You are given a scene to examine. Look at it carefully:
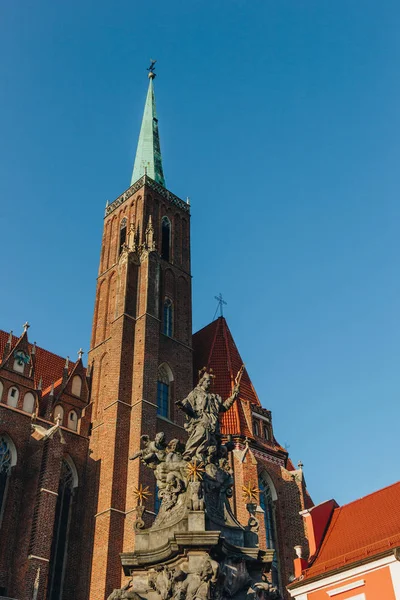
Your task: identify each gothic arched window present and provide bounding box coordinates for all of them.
[22,392,36,414]
[0,436,16,527]
[161,216,171,261]
[163,298,173,337]
[156,364,173,418]
[259,475,280,589]
[47,459,77,600]
[119,217,127,255]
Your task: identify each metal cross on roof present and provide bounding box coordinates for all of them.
[213,293,227,320]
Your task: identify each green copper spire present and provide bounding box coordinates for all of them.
[131,65,165,187]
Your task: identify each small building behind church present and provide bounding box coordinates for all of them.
[288,481,400,600]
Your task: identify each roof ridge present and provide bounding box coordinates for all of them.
[0,329,76,365]
[193,317,222,338]
[305,531,400,576]
[338,479,400,510]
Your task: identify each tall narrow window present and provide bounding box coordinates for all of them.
[259,476,280,589]
[253,419,260,437]
[163,298,173,337]
[0,437,13,525]
[119,218,127,255]
[47,460,76,600]
[161,217,171,261]
[154,483,161,515]
[156,364,172,418]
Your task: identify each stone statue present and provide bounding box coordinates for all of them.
[107,580,144,600]
[130,432,167,466]
[109,368,280,600]
[176,367,243,461]
[186,480,204,511]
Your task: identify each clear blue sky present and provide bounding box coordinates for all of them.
[1,1,400,506]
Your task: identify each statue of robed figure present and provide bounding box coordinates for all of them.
[176,366,244,461]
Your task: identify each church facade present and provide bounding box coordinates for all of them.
[0,70,312,600]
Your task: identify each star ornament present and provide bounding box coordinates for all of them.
[186,460,205,482]
[242,482,259,503]
[133,483,152,506]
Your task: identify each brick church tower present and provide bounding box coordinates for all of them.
[87,67,193,598]
[0,66,313,600]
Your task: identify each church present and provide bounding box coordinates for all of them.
[0,67,312,600]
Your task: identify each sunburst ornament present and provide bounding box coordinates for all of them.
[133,483,152,506]
[186,459,205,482]
[242,481,259,503]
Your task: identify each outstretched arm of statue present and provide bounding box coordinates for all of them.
[221,365,244,411]
[175,395,196,417]
[129,434,149,460]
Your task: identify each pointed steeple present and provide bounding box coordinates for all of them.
[131,65,165,187]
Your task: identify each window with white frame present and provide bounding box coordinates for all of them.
[7,387,19,408]
[68,410,78,431]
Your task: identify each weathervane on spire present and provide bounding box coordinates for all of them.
[147,59,157,79]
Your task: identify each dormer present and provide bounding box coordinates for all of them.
[251,405,273,442]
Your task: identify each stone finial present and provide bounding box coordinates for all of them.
[37,376,43,391]
[31,342,36,355]
[7,330,13,344]
[49,382,55,396]
[128,223,136,250]
[294,545,303,559]
[78,348,84,360]
[297,460,304,470]
[145,215,156,251]
[23,321,30,333]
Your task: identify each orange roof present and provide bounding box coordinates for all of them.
[0,330,78,391]
[193,317,261,437]
[302,480,400,580]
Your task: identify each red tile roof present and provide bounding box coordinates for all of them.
[302,480,400,580]
[0,330,78,391]
[193,317,261,437]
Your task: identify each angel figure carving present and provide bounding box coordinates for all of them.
[130,432,167,467]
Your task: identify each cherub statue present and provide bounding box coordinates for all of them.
[130,432,167,467]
